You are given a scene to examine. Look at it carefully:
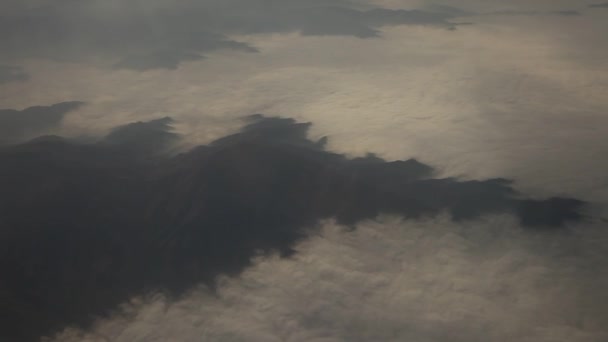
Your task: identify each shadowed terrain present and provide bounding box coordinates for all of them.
[0,113,584,341]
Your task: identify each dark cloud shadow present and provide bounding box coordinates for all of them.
[487,9,581,16]
[589,2,608,8]
[0,114,585,341]
[0,65,29,84]
[0,102,83,145]
[0,0,458,70]
[101,117,180,156]
[114,51,206,71]
[424,4,582,18]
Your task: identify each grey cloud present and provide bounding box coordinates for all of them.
[589,2,608,8]
[53,218,608,342]
[487,9,581,16]
[0,102,83,144]
[424,4,474,17]
[115,51,205,71]
[102,116,180,156]
[0,65,29,84]
[113,38,257,71]
[424,3,582,18]
[549,10,581,16]
[0,113,584,341]
[557,10,582,15]
[0,0,457,70]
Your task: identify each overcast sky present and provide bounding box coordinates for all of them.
[1,1,608,341]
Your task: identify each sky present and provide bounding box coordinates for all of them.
[1,1,608,341]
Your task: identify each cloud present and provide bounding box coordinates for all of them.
[102,117,180,156]
[0,0,458,70]
[53,218,608,342]
[589,2,608,8]
[0,101,83,144]
[0,113,584,341]
[114,51,206,71]
[424,4,581,18]
[0,65,29,84]
[112,39,257,71]
[1,2,606,342]
[485,9,580,16]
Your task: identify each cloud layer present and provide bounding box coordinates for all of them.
[0,101,82,144]
[1,1,607,341]
[0,0,458,70]
[0,112,584,341]
[53,217,608,342]
[0,65,29,84]
[589,2,608,8]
